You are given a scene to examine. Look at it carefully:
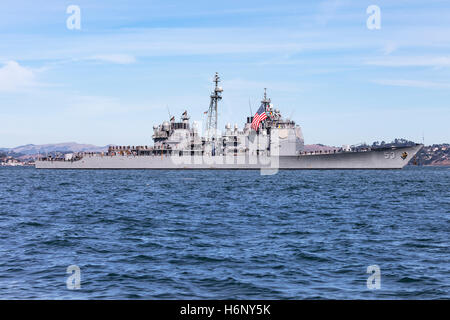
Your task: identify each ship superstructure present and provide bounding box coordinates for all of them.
[145,80,303,159]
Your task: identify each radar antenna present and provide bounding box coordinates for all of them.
[206,72,223,142]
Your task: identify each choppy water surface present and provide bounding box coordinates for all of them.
[0,167,448,299]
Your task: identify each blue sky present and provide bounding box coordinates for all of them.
[0,0,449,147]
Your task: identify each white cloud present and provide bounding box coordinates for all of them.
[366,56,450,68]
[372,79,450,89]
[62,94,160,118]
[0,28,358,63]
[382,42,398,55]
[223,78,304,93]
[86,54,137,64]
[0,61,38,92]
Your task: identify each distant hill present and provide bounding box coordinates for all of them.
[2,142,109,155]
[2,140,449,166]
[413,144,449,166]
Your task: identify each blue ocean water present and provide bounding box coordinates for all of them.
[0,167,448,299]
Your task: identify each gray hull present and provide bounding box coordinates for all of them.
[35,144,423,170]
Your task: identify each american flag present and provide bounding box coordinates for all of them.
[251,104,267,130]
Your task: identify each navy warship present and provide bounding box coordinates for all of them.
[35,73,423,170]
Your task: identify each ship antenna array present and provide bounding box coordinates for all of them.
[262,88,271,109]
[206,72,223,142]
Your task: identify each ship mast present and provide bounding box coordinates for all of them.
[261,88,272,128]
[262,88,271,109]
[206,72,223,145]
